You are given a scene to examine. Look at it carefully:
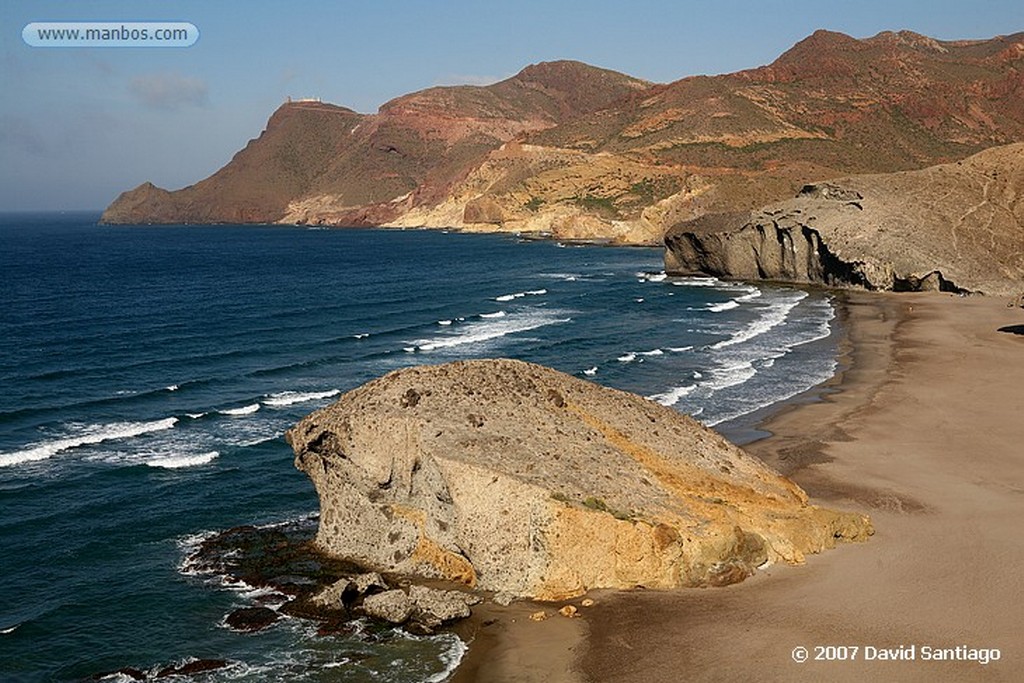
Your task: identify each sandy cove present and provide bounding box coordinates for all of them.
[453,291,1024,682]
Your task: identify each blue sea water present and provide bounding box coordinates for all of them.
[0,214,839,681]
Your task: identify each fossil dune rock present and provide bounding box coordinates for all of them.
[286,359,871,601]
[664,143,1024,296]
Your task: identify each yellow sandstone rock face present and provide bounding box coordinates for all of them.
[287,359,871,600]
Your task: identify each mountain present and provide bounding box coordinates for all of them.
[102,31,1024,244]
[101,62,648,226]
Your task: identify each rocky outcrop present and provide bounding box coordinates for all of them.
[286,359,871,601]
[665,143,1024,296]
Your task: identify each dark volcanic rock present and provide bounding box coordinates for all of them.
[155,659,229,678]
[224,606,279,632]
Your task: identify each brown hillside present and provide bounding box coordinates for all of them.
[102,31,1024,241]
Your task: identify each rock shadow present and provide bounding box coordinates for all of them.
[997,325,1024,336]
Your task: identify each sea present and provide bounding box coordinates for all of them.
[0,213,839,682]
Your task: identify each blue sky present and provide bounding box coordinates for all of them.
[2,0,1022,211]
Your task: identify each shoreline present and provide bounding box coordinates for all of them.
[453,290,1024,681]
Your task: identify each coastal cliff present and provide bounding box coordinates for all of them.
[102,30,1024,244]
[664,143,1024,297]
[286,359,871,601]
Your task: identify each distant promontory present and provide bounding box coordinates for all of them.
[103,30,1024,249]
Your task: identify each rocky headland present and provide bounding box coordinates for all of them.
[664,142,1024,296]
[102,30,1024,246]
[285,359,872,602]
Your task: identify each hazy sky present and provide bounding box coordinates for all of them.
[2,0,1022,211]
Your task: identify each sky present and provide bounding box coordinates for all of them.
[1,0,1023,211]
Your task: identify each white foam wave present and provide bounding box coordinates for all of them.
[438,319,452,326]
[736,288,762,302]
[637,271,667,282]
[640,349,664,356]
[221,403,260,416]
[1,624,18,635]
[708,300,740,312]
[635,298,645,303]
[408,310,569,353]
[667,346,693,353]
[711,292,807,350]
[425,634,469,683]
[648,384,697,407]
[0,417,179,468]
[165,384,179,392]
[353,333,370,339]
[146,451,219,469]
[617,352,637,363]
[583,367,598,376]
[672,277,721,287]
[479,311,506,319]
[263,389,339,407]
[703,361,757,391]
[493,289,546,302]
[186,412,206,419]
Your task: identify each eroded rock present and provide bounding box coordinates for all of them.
[287,359,872,601]
[362,589,413,624]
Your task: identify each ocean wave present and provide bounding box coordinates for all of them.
[186,412,206,420]
[667,346,693,353]
[146,451,219,469]
[704,358,838,427]
[263,389,340,407]
[735,287,762,302]
[0,417,179,468]
[648,384,697,407]
[1,624,18,635]
[165,384,180,392]
[479,311,506,319]
[220,404,260,416]
[711,292,808,350]
[640,349,664,356]
[617,352,637,363]
[702,361,758,391]
[583,366,598,376]
[406,310,570,353]
[352,333,370,339]
[708,300,741,312]
[637,271,667,282]
[671,276,721,287]
[438,319,452,326]
[494,289,551,301]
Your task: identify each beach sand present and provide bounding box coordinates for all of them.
[455,291,1024,682]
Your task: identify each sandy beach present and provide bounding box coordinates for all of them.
[455,290,1024,682]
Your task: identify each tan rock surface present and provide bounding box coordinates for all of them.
[286,359,871,600]
[665,143,1024,296]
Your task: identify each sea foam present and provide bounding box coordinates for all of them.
[146,451,219,469]
[263,389,340,407]
[0,417,179,468]
[220,403,260,416]
[408,310,569,353]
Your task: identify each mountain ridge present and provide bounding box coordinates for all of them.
[102,30,1024,245]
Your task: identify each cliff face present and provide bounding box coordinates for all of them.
[286,359,871,601]
[103,31,1024,244]
[664,143,1024,296]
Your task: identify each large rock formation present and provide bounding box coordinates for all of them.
[664,143,1024,296]
[286,359,871,601]
[103,31,1024,244]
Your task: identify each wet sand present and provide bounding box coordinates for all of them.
[455,291,1024,682]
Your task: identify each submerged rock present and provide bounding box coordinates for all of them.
[225,606,279,632]
[287,359,872,600]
